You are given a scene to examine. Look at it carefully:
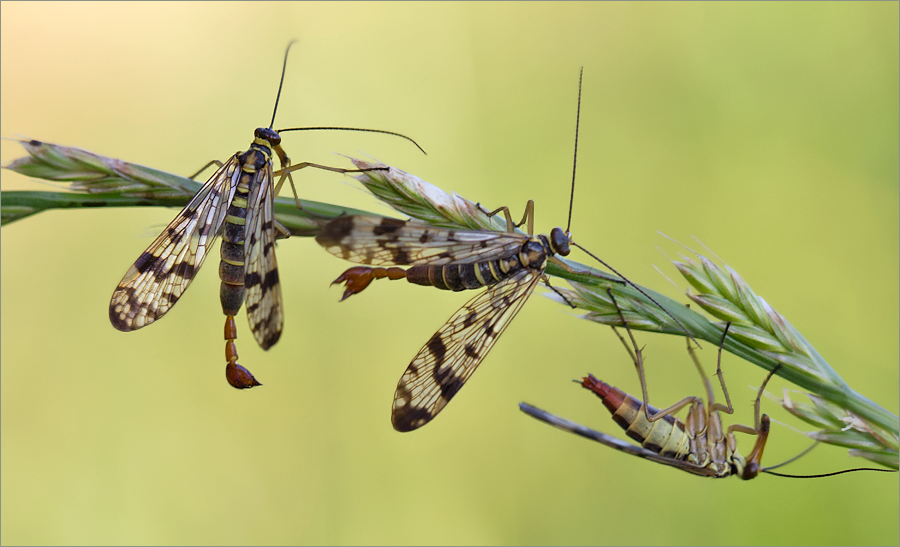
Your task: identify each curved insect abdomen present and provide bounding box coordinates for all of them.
[582,374,692,461]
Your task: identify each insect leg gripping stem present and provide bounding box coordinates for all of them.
[481,200,535,234]
[272,161,389,212]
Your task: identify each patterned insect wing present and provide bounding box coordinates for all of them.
[109,158,241,331]
[242,160,283,349]
[316,215,527,267]
[392,268,542,431]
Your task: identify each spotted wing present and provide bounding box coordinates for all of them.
[316,215,527,266]
[243,163,283,350]
[109,156,241,331]
[391,268,542,431]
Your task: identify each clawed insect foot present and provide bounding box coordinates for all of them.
[226,362,262,389]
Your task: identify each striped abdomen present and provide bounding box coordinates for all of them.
[582,375,692,461]
[219,146,270,315]
[406,237,550,291]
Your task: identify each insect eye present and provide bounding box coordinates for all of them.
[254,127,281,145]
[550,227,570,256]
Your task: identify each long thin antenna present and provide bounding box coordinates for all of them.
[277,126,426,155]
[759,440,898,478]
[269,40,298,129]
[763,467,897,478]
[267,40,425,156]
[560,67,696,345]
[572,241,698,346]
[566,67,583,234]
[762,441,819,471]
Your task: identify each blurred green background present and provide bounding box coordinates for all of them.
[2,2,897,545]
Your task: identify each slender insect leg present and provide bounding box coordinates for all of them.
[684,335,720,412]
[729,364,781,437]
[705,322,737,415]
[272,162,390,210]
[224,315,262,389]
[482,200,535,234]
[541,275,576,309]
[188,159,225,180]
[274,220,291,241]
[725,364,781,478]
[607,289,701,422]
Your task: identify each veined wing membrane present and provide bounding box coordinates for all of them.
[243,163,284,350]
[392,268,542,431]
[109,158,241,331]
[316,215,527,267]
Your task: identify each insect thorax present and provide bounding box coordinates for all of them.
[522,237,551,268]
[241,143,273,172]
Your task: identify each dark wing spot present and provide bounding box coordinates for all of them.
[134,251,157,274]
[392,403,433,433]
[262,269,279,289]
[315,215,354,246]
[373,217,407,236]
[426,334,447,365]
[462,310,478,328]
[165,226,182,242]
[259,328,281,350]
[169,260,195,281]
[438,376,464,401]
[391,246,410,264]
[464,343,479,359]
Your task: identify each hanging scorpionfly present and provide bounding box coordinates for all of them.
[109,42,423,389]
[316,70,683,432]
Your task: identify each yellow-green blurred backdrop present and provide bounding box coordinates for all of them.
[2,2,897,545]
